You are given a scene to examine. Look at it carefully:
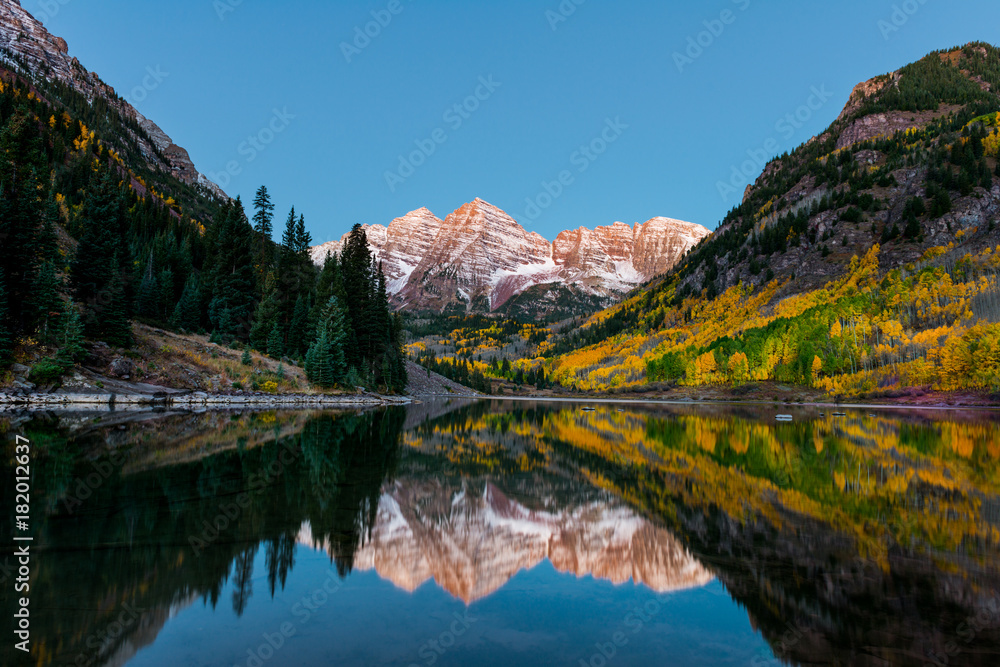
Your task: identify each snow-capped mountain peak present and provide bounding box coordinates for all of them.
[310,199,711,315]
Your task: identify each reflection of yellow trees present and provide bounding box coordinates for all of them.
[940,422,1000,461]
[543,410,651,466]
[422,409,1000,568]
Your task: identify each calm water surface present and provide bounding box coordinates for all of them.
[2,400,1000,666]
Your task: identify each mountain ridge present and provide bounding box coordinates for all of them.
[0,0,227,201]
[685,42,1000,303]
[524,41,1000,398]
[310,198,711,317]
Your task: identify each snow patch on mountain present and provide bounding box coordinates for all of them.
[310,199,711,313]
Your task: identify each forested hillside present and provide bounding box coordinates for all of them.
[0,55,406,393]
[419,43,1000,399]
[544,43,1000,398]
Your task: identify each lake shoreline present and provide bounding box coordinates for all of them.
[477,380,1000,410]
[0,388,411,409]
[458,394,1000,412]
[4,383,997,412]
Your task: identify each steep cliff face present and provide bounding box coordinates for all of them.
[632,217,713,278]
[303,479,712,603]
[311,199,711,315]
[398,198,555,312]
[0,0,226,200]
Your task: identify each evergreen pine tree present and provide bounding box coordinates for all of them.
[250,278,282,351]
[171,274,202,331]
[158,268,174,320]
[32,260,63,343]
[931,190,953,217]
[305,296,349,388]
[267,322,284,359]
[904,212,921,240]
[274,206,316,339]
[981,161,994,190]
[340,224,373,367]
[38,199,61,262]
[287,294,309,357]
[0,270,12,367]
[241,348,252,366]
[308,252,344,341]
[101,276,134,348]
[958,170,973,196]
[304,341,317,380]
[294,214,312,255]
[252,185,276,293]
[56,303,86,367]
[208,197,257,341]
[309,331,332,385]
[136,253,161,319]
[280,207,297,252]
[70,170,132,343]
[0,108,49,335]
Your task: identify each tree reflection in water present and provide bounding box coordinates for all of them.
[2,401,999,666]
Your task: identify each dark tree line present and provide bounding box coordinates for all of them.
[0,74,406,392]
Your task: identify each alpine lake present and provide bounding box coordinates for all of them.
[2,399,1000,666]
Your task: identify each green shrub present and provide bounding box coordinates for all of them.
[28,358,69,384]
[841,206,863,223]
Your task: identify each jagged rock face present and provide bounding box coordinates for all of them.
[836,108,956,151]
[398,198,554,311]
[378,208,445,291]
[553,222,637,292]
[0,0,226,200]
[311,199,711,314]
[312,208,446,293]
[836,75,893,122]
[303,480,712,603]
[0,1,78,82]
[553,218,712,291]
[632,217,712,278]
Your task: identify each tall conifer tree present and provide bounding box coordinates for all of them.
[70,170,132,344]
[252,185,276,293]
[0,270,12,367]
[208,198,257,341]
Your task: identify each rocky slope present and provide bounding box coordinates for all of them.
[0,0,226,200]
[311,198,710,315]
[403,359,480,397]
[676,42,1000,302]
[302,479,712,603]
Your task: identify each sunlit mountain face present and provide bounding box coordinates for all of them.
[2,401,1000,666]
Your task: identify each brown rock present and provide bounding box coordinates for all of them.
[108,357,134,379]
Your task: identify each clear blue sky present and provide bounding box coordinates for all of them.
[37,0,1000,245]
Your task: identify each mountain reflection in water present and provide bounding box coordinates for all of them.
[1,400,999,666]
